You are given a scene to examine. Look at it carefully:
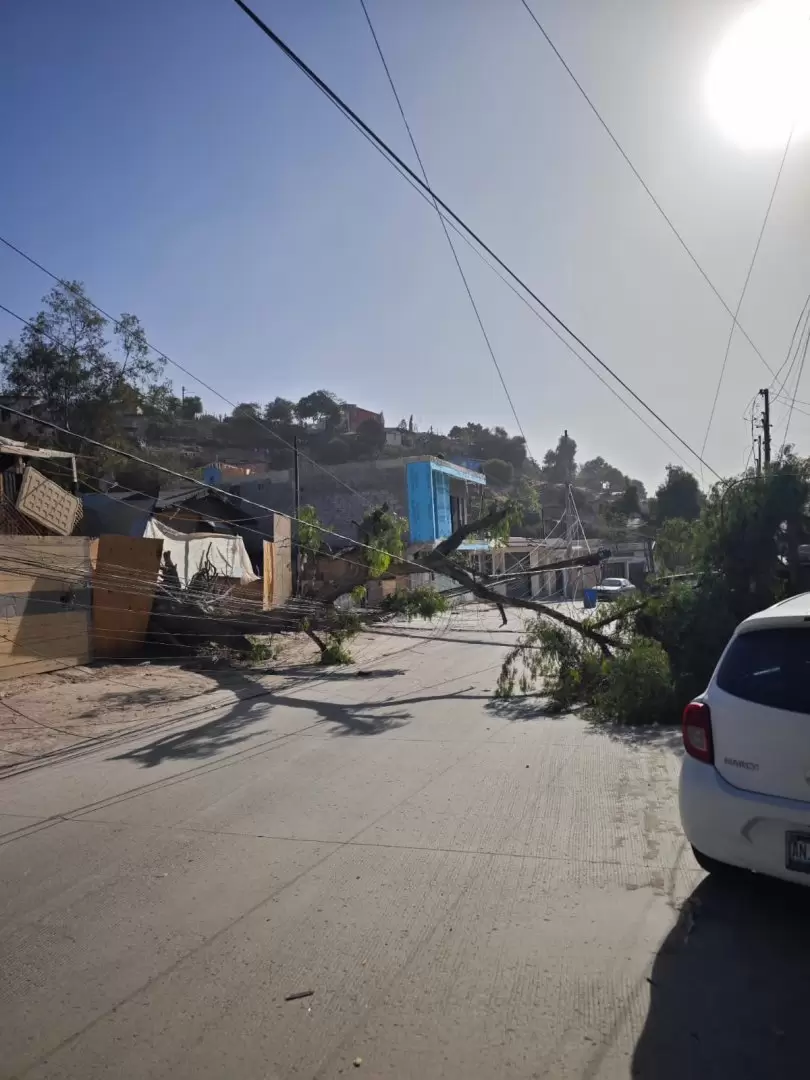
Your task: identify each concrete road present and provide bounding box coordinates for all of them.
[1,608,808,1079]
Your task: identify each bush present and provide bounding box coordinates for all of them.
[632,580,736,708]
[496,621,606,709]
[484,458,514,486]
[593,638,675,726]
[320,638,353,665]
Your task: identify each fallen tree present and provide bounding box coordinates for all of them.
[303,501,624,658]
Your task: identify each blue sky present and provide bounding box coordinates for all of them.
[3,0,810,488]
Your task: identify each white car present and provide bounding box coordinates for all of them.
[594,576,636,601]
[679,592,810,886]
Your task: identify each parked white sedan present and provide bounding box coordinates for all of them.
[594,577,636,601]
[679,592,810,886]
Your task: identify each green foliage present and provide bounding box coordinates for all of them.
[699,457,810,614]
[0,282,164,440]
[655,518,698,573]
[486,499,524,546]
[484,458,514,486]
[180,395,202,420]
[615,483,641,518]
[320,638,354,665]
[298,505,323,553]
[593,639,675,726]
[297,389,342,428]
[496,621,606,709]
[247,636,279,664]
[653,465,702,524]
[350,585,367,603]
[380,586,449,620]
[263,397,296,426]
[577,456,626,493]
[320,610,362,665]
[497,620,675,726]
[359,504,407,576]
[448,422,527,470]
[541,431,577,484]
[231,402,261,419]
[632,580,736,707]
[355,416,386,455]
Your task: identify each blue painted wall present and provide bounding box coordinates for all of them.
[407,459,487,545]
[433,470,452,540]
[406,461,435,543]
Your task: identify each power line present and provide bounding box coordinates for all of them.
[229,0,722,480]
[0,236,378,511]
[0,399,437,576]
[357,0,530,453]
[701,127,795,465]
[517,0,776,379]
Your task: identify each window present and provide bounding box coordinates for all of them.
[716,627,810,715]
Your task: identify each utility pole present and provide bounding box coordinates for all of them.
[292,435,301,596]
[756,434,762,477]
[181,386,186,403]
[759,388,771,468]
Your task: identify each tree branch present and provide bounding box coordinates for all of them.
[431,505,510,557]
[421,551,624,650]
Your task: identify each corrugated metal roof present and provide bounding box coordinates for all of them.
[0,436,76,461]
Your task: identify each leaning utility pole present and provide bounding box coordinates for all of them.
[759,387,771,468]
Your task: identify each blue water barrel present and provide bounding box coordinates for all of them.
[583,588,597,609]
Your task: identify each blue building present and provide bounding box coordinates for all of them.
[405,458,487,547]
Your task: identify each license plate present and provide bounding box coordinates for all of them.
[785,832,810,873]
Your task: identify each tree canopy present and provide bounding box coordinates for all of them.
[0,282,164,440]
[652,465,702,524]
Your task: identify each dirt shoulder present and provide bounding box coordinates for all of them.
[0,613,468,768]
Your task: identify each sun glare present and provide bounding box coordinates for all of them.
[706,0,810,149]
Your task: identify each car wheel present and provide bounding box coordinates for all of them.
[691,844,738,876]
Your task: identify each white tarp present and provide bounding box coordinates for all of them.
[142,518,257,588]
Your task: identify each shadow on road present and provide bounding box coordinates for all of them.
[110,665,488,767]
[485,696,559,722]
[633,873,810,1078]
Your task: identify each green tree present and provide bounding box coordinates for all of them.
[578,456,626,492]
[542,430,577,484]
[655,518,698,573]
[296,390,341,430]
[263,397,296,426]
[355,416,386,456]
[0,282,164,439]
[484,458,514,486]
[652,465,702,524]
[232,402,261,420]
[358,504,407,575]
[614,482,641,519]
[180,395,203,420]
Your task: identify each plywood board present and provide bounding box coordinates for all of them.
[0,537,91,680]
[92,535,163,658]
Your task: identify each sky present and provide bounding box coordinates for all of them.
[2,0,810,491]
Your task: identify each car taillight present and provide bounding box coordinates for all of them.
[682,701,713,764]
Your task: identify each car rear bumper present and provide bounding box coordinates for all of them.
[680,755,810,886]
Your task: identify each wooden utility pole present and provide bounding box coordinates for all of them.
[759,387,771,468]
[292,436,301,596]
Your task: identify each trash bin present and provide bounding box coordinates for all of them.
[583,588,597,609]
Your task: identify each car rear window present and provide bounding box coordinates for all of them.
[602,579,623,587]
[716,627,810,714]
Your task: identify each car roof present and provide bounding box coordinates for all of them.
[738,592,810,632]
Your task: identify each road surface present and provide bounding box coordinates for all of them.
[1,608,808,1078]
